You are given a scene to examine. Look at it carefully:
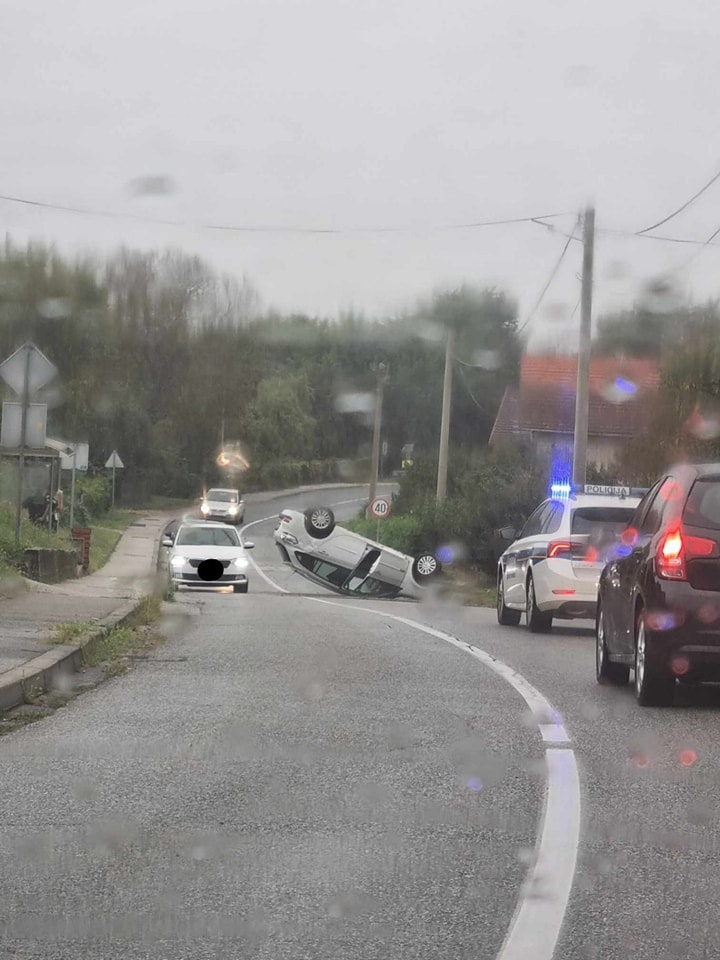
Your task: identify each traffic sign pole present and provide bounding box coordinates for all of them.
[14,346,31,544]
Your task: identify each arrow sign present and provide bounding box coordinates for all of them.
[105,450,124,469]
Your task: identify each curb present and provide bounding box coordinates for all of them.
[0,596,147,713]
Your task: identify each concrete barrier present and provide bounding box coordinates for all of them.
[24,549,79,584]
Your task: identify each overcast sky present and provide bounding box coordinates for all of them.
[3,0,720,344]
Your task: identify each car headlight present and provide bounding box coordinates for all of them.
[228,505,238,515]
[171,556,187,567]
[281,533,298,545]
[234,557,249,568]
[200,503,209,514]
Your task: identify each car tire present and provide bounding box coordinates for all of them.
[233,583,249,594]
[634,611,675,706]
[412,551,441,583]
[497,573,521,626]
[304,506,335,538]
[596,603,630,685]
[526,574,553,633]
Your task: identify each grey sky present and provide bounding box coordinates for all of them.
[3,0,720,343]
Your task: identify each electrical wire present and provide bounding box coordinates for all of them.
[599,228,720,247]
[517,221,580,334]
[636,163,720,235]
[456,362,486,410]
[0,191,571,235]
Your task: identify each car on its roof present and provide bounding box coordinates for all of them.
[497,482,646,632]
[597,463,720,706]
[163,520,255,594]
[273,505,442,599]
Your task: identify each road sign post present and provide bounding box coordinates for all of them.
[0,343,58,544]
[105,450,124,509]
[368,496,391,545]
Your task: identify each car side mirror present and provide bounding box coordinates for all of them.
[243,541,255,550]
[498,526,517,542]
[162,536,174,548]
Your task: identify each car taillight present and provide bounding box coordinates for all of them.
[657,526,717,580]
[547,540,573,559]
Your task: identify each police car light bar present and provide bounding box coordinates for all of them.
[550,481,650,500]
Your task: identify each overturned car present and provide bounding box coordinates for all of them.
[273,506,441,599]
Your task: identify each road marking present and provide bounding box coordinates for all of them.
[242,499,582,960]
[304,599,581,960]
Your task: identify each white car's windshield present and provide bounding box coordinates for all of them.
[207,490,238,503]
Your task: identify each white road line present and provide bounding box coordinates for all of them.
[277,596,579,960]
[243,508,582,960]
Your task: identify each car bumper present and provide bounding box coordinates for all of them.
[532,560,600,618]
[171,571,248,586]
[644,582,720,678]
[202,513,242,522]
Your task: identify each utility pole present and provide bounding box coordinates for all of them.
[368,362,388,505]
[572,206,595,487]
[436,325,457,501]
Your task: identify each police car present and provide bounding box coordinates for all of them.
[496,483,646,632]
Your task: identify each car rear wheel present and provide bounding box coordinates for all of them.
[634,613,675,706]
[304,506,335,538]
[497,574,521,626]
[526,574,553,633]
[412,552,441,583]
[596,603,630,685]
[233,583,249,594]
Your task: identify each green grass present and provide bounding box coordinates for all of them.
[51,620,96,645]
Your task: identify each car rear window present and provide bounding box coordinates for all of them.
[683,480,720,530]
[570,506,636,537]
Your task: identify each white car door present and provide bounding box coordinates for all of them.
[503,501,555,606]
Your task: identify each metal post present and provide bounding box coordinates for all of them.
[69,447,77,532]
[436,325,457,502]
[111,462,116,510]
[572,206,595,487]
[368,363,387,505]
[14,345,32,544]
[47,457,54,532]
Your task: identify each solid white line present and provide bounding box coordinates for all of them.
[245,512,582,960]
[303,598,581,960]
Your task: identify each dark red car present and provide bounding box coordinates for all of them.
[596,463,720,706]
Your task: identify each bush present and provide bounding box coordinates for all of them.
[363,445,546,575]
[242,459,340,492]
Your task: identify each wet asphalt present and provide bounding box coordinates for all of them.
[2,486,718,958]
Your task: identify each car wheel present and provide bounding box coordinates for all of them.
[233,583,249,594]
[596,603,630,685]
[412,551,441,583]
[634,612,675,706]
[304,506,335,538]
[526,574,553,633]
[497,573,521,626]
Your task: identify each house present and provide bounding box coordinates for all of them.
[489,354,661,469]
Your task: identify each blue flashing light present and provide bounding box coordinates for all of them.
[550,481,573,499]
[615,377,638,395]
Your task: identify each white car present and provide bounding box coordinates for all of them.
[163,521,254,593]
[200,488,245,525]
[273,505,442,599]
[496,483,646,632]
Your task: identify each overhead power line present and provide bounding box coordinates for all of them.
[636,163,720,235]
[0,191,571,235]
[518,218,580,334]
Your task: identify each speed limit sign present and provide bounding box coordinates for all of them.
[369,497,391,519]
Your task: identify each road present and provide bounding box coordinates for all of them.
[2,485,720,959]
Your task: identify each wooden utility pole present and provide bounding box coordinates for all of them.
[368,362,388,505]
[436,325,457,501]
[572,206,595,487]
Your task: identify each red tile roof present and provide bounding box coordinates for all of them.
[489,354,661,444]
